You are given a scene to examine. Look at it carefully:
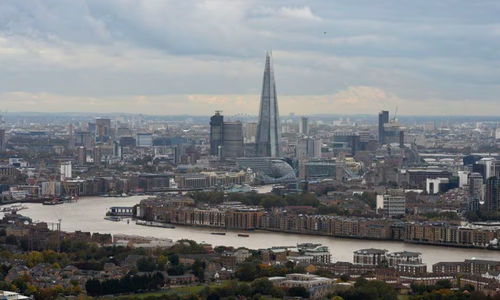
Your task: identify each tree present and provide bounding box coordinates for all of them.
[167,264,185,276]
[288,286,310,298]
[25,251,44,268]
[85,279,102,296]
[235,262,259,282]
[192,259,206,282]
[137,257,156,272]
[235,282,252,297]
[169,253,180,265]
[338,278,397,300]
[435,279,452,290]
[250,278,273,295]
[157,254,168,271]
[339,274,350,282]
[149,272,165,290]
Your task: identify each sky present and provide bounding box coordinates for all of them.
[0,0,499,116]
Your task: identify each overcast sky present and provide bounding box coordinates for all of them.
[1,0,499,115]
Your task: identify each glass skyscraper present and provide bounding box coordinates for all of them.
[256,51,281,157]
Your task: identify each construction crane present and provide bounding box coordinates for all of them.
[36,167,60,202]
[391,106,398,123]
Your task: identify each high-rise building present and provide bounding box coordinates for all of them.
[376,194,406,217]
[76,146,86,165]
[485,176,499,212]
[478,158,495,180]
[244,122,258,143]
[384,122,405,147]
[136,133,153,147]
[378,110,389,144]
[95,118,111,142]
[296,137,322,159]
[88,122,96,136]
[0,129,5,152]
[457,170,470,188]
[299,117,309,135]
[209,111,244,159]
[222,122,244,158]
[113,141,122,158]
[468,172,483,211]
[256,52,280,157]
[75,131,92,148]
[210,111,224,156]
[60,161,72,181]
[495,123,500,141]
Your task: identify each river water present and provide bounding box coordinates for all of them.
[9,196,500,268]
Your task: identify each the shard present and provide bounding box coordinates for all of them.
[256,51,281,157]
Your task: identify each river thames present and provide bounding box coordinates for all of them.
[11,196,500,267]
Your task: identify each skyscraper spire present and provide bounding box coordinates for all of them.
[256,51,280,157]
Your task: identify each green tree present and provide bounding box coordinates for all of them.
[169,253,180,265]
[235,262,259,282]
[288,286,310,298]
[250,278,273,295]
[192,259,206,282]
[137,257,156,272]
[85,279,102,296]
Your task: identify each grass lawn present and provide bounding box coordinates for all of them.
[398,295,411,300]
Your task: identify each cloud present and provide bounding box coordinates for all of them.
[0,0,499,115]
[276,6,321,21]
[1,88,499,116]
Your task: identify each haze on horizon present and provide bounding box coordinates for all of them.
[1,0,499,116]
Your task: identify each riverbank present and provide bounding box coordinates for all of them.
[14,196,500,267]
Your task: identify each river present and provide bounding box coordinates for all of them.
[8,196,500,268]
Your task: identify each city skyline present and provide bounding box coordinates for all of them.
[1,1,500,115]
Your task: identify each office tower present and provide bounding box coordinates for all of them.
[210,111,224,156]
[485,176,499,212]
[209,111,244,159]
[299,117,309,135]
[495,161,500,178]
[256,51,280,157]
[136,133,153,147]
[75,131,92,149]
[457,170,470,188]
[378,110,389,144]
[88,122,96,136]
[333,132,360,156]
[222,122,244,158]
[0,129,5,151]
[113,141,122,158]
[468,172,483,211]
[472,163,487,182]
[95,118,111,142]
[478,158,495,180]
[116,127,132,138]
[296,137,322,159]
[244,122,258,143]
[496,123,500,141]
[376,194,406,217]
[60,162,72,181]
[76,146,86,165]
[93,145,102,165]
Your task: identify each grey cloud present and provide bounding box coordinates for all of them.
[0,0,499,112]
